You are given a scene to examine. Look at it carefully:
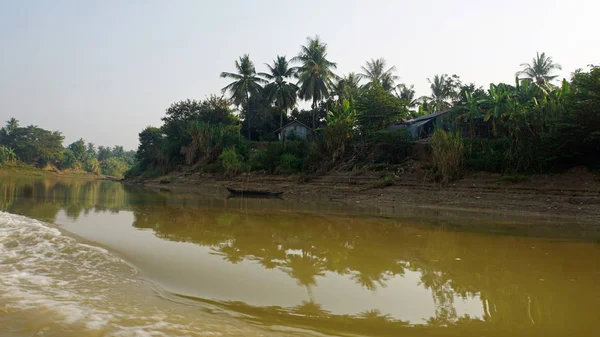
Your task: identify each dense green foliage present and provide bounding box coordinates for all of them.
[355,83,408,134]
[100,157,130,177]
[293,36,337,130]
[135,126,167,172]
[68,139,87,162]
[452,67,600,174]
[59,149,78,169]
[260,56,298,129]
[0,125,64,166]
[218,147,245,176]
[0,145,18,164]
[220,55,265,140]
[0,118,134,177]
[127,37,598,181]
[570,66,600,161]
[134,96,244,174]
[84,157,101,175]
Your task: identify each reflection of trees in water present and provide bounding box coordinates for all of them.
[293,300,329,318]
[0,175,128,221]
[284,253,325,288]
[2,177,597,335]
[130,199,600,335]
[359,309,392,322]
[211,243,245,264]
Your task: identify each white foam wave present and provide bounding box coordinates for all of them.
[0,212,284,336]
[0,212,136,331]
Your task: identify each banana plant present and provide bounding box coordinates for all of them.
[455,91,485,137]
[483,83,512,135]
[0,145,18,164]
[326,99,356,127]
[514,77,542,105]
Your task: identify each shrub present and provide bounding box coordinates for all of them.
[249,149,268,171]
[303,141,323,172]
[124,164,143,178]
[534,117,581,172]
[374,173,395,187]
[431,130,464,184]
[323,120,355,163]
[464,138,511,172]
[84,158,101,175]
[264,142,286,172]
[368,129,413,164]
[277,153,301,174]
[181,122,243,166]
[124,163,164,179]
[261,140,316,173]
[59,149,78,169]
[0,145,18,164]
[218,147,245,176]
[100,157,129,177]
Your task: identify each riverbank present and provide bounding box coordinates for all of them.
[0,164,117,180]
[136,164,600,223]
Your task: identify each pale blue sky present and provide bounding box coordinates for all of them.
[1,0,598,150]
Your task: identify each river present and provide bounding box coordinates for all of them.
[0,174,598,336]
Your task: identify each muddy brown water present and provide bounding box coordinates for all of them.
[0,174,598,337]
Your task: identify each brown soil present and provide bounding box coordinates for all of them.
[138,164,600,225]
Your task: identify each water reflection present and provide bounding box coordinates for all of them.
[0,174,129,221]
[1,174,598,337]
[131,205,599,335]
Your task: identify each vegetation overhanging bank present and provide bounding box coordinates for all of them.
[129,37,599,183]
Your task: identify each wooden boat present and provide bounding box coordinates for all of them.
[226,187,283,197]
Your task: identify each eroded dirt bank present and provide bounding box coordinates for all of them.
[134,166,600,225]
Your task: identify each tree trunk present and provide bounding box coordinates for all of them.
[280,108,284,129]
[312,100,316,130]
[246,92,251,141]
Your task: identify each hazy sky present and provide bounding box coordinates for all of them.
[1,0,598,150]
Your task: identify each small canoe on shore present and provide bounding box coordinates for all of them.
[226,187,284,197]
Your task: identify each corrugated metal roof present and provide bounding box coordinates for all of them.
[407,119,431,138]
[405,110,451,123]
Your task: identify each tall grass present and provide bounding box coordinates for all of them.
[219,147,245,176]
[181,122,242,166]
[431,130,464,185]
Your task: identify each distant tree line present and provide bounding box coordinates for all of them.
[0,118,134,177]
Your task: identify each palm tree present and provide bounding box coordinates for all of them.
[5,118,19,133]
[221,54,265,140]
[395,84,418,107]
[516,52,562,86]
[293,36,337,129]
[455,91,484,136]
[427,74,454,112]
[86,142,96,158]
[333,73,361,105]
[359,58,399,92]
[259,56,298,128]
